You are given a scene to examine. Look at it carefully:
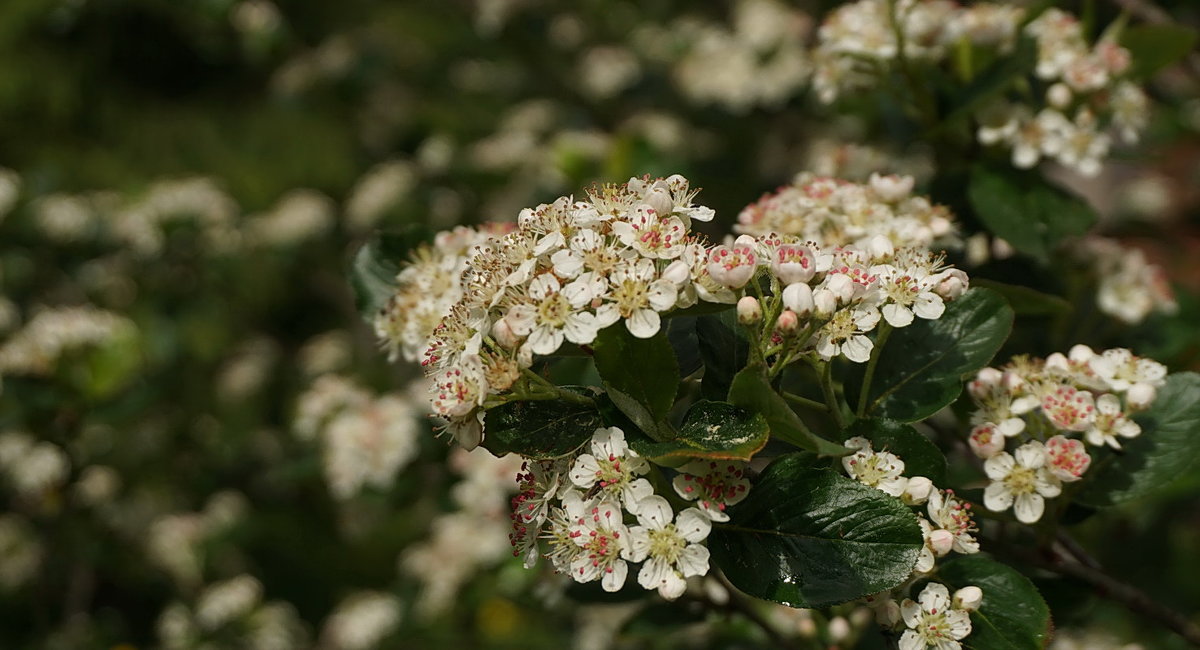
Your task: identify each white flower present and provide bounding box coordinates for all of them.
[612,204,687,259]
[841,437,908,496]
[967,423,1005,458]
[876,264,944,328]
[504,274,598,355]
[569,427,653,512]
[672,460,751,522]
[984,441,1062,524]
[1083,394,1140,449]
[595,259,678,338]
[814,306,880,363]
[899,582,973,650]
[771,243,818,284]
[1040,385,1096,432]
[626,496,711,599]
[705,237,759,289]
[567,497,633,592]
[926,489,980,554]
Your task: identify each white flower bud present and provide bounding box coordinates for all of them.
[935,269,969,300]
[968,424,1006,458]
[866,234,895,260]
[644,188,674,218]
[869,173,915,202]
[992,237,1015,260]
[875,599,902,626]
[953,585,983,611]
[492,318,519,349]
[902,476,934,505]
[737,296,762,325]
[1069,344,1096,362]
[1126,382,1156,410]
[825,273,857,303]
[1047,83,1072,109]
[929,528,954,556]
[1001,370,1025,394]
[813,289,837,318]
[661,259,691,286]
[1045,352,1069,374]
[706,243,757,289]
[827,616,851,642]
[776,309,799,333]
[772,243,817,284]
[782,282,814,317]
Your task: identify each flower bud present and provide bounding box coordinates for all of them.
[1045,352,1069,374]
[953,586,983,612]
[782,282,814,317]
[661,259,691,286]
[935,269,969,300]
[827,616,850,642]
[644,187,674,218]
[902,476,934,505]
[825,273,857,303]
[492,318,520,349]
[1001,370,1025,394]
[866,234,895,260]
[1126,382,1156,410]
[813,289,837,318]
[737,296,762,325]
[1068,344,1096,363]
[874,598,902,627]
[929,528,955,556]
[776,309,799,333]
[968,423,1005,458]
[869,173,915,202]
[772,244,817,284]
[1047,83,1072,109]
[706,243,757,289]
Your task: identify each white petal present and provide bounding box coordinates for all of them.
[569,455,599,488]
[913,292,945,320]
[601,560,628,592]
[842,335,874,363]
[676,544,710,578]
[984,481,1014,511]
[882,303,914,328]
[528,325,564,355]
[636,495,673,530]
[626,309,661,339]
[675,508,712,542]
[984,453,1015,480]
[1013,493,1045,523]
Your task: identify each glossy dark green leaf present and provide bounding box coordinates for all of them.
[728,363,848,457]
[854,288,1013,422]
[666,315,703,377]
[592,326,678,441]
[970,279,1071,316]
[1077,372,1200,507]
[938,555,1051,650]
[843,419,947,485]
[1121,24,1199,79]
[629,401,769,462]
[482,392,603,459]
[696,309,750,400]
[348,226,432,319]
[710,454,923,608]
[967,166,1096,263]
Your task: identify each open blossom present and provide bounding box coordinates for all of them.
[595,259,678,338]
[569,427,653,513]
[626,496,711,599]
[814,305,879,363]
[899,582,974,650]
[566,496,634,592]
[1045,435,1092,481]
[875,264,945,327]
[510,459,571,567]
[842,437,908,497]
[1040,385,1096,432]
[1083,394,1140,449]
[984,441,1062,524]
[672,460,751,522]
[504,274,597,355]
[612,205,687,259]
[926,489,979,555]
[706,237,758,288]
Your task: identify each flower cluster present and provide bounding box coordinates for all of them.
[842,437,979,576]
[977,9,1147,176]
[735,173,955,249]
[1075,236,1177,325]
[710,230,969,364]
[510,427,748,600]
[967,346,1167,523]
[0,305,136,382]
[812,2,1148,176]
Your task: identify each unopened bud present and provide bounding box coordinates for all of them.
[935,269,969,300]
[492,318,520,349]
[902,476,934,505]
[782,282,814,317]
[875,599,902,627]
[827,616,851,642]
[953,585,983,611]
[866,234,895,260]
[1047,83,1072,109]
[776,309,799,333]
[737,296,762,325]
[968,424,1005,458]
[869,173,915,202]
[1126,383,1156,410]
[813,289,837,318]
[1045,352,1069,374]
[662,259,690,286]
[1068,344,1096,363]
[644,187,674,218]
[825,274,856,303]
[1001,370,1025,394]
[929,529,954,556]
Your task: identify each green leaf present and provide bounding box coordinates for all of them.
[938,555,1051,650]
[666,316,703,377]
[970,279,1071,316]
[852,288,1013,422]
[710,454,923,608]
[1121,24,1199,79]
[1077,372,1200,507]
[967,166,1097,263]
[728,363,848,457]
[348,226,432,319]
[941,36,1038,130]
[482,392,603,459]
[592,326,678,441]
[696,309,750,400]
[628,401,769,463]
[843,419,947,485]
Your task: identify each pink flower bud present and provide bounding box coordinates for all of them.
[935,269,969,300]
[776,309,799,333]
[929,529,954,556]
[782,282,814,317]
[953,586,983,611]
[968,423,1006,458]
[737,296,762,325]
[875,599,901,626]
[772,243,817,284]
[1047,83,1072,109]
[706,243,757,289]
[827,617,850,642]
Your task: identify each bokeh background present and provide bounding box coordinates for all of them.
[0,0,1198,648]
